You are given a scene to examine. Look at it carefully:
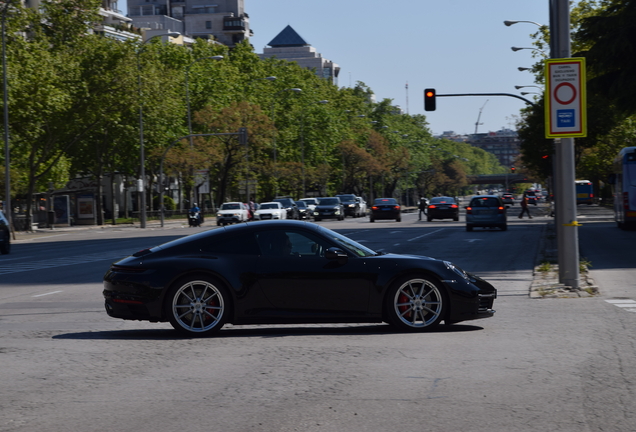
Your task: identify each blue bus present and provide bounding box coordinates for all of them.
[575,180,594,205]
[609,147,636,229]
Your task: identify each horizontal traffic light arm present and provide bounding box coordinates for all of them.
[436,92,537,107]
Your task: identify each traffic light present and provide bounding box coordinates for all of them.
[511,166,516,173]
[424,88,436,111]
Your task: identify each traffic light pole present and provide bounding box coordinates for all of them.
[551,0,580,288]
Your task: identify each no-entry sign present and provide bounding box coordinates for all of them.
[544,58,587,138]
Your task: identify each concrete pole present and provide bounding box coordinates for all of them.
[551,0,580,288]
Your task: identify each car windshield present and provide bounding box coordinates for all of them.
[274,199,292,206]
[221,203,240,210]
[470,197,500,207]
[320,227,377,257]
[319,198,339,205]
[300,198,316,204]
[295,201,307,208]
[259,203,279,209]
[337,194,356,201]
[374,198,397,205]
[430,197,455,204]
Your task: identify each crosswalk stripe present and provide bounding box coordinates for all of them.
[605,299,636,313]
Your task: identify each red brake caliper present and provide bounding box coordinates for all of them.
[398,292,411,319]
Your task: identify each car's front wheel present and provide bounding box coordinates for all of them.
[386,275,446,331]
[165,276,229,336]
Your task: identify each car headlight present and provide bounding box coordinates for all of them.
[348,204,355,207]
[313,211,319,215]
[444,261,470,280]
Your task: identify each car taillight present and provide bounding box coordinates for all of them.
[394,205,400,210]
[371,206,379,210]
[428,205,436,209]
[466,206,472,214]
[450,204,458,208]
[498,206,505,214]
[624,192,629,210]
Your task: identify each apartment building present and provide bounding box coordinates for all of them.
[126,0,251,45]
[467,128,521,167]
[259,25,340,85]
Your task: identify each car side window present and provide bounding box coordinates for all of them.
[256,230,325,258]
[200,232,261,255]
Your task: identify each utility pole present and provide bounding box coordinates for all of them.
[550,0,580,288]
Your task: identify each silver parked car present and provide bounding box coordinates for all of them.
[465,195,507,231]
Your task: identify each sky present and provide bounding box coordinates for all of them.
[245,0,549,136]
[122,0,550,136]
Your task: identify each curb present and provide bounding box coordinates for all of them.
[530,220,600,299]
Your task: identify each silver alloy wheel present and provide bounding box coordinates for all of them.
[171,280,225,333]
[393,278,443,328]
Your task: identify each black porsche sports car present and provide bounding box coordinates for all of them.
[103,220,496,336]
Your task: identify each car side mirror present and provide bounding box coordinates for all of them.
[325,247,347,261]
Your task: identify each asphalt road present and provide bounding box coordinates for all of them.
[1,204,635,432]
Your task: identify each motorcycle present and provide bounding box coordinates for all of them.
[188,211,201,227]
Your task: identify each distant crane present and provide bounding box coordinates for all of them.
[474,100,489,134]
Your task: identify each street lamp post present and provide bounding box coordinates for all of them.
[241,76,276,202]
[137,31,179,229]
[1,1,11,233]
[300,100,328,198]
[270,88,301,196]
[511,46,548,57]
[183,55,223,211]
[185,56,223,145]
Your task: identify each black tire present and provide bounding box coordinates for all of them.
[500,224,507,231]
[165,275,229,336]
[385,275,446,331]
[453,216,459,221]
[396,216,401,222]
[314,217,321,222]
[466,225,473,232]
[427,216,432,222]
[0,240,9,254]
[370,217,375,223]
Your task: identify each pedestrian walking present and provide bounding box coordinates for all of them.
[418,196,428,220]
[519,193,532,219]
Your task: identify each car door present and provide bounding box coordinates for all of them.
[255,228,372,314]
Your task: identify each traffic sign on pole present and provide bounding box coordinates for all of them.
[545,58,587,138]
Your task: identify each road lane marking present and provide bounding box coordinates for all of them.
[33,290,63,297]
[0,250,132,275]
[407,229,445,242]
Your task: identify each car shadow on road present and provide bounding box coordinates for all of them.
[52,323,485,340]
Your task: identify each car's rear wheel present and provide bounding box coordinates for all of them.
[427,216,432,222]
[0,240,10,254]
[386,275,446,331]
[165,276,229,336]
[370,217,375,223]
[500,224,507,231]
[453,216,459,221]
[466,225,473,232]
[396,216,401,222]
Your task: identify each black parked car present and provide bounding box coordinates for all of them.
[0,210,10,254]
[313,197,345,221]
[427,196,460,222]
[273,197,299,220]
[294,200,312,220]
[336,193,361,217]
[103,220,497,336]
[370,198,401,222]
